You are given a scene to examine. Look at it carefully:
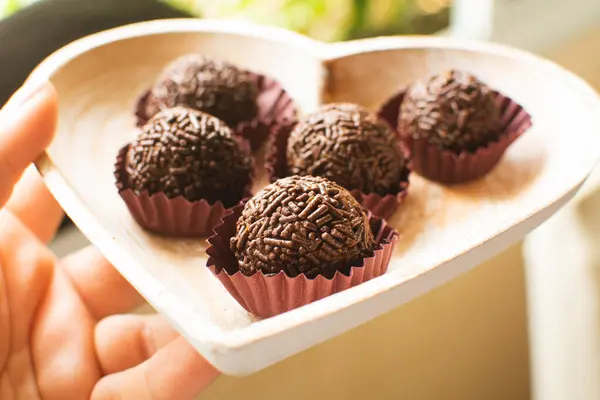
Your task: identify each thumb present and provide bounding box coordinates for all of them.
[0,81,57,207]
[91,337,220,400]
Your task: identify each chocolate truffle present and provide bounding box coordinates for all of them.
[286,103,407,196]
[145,54,259,127]
[126,107,252,206]
[399,70,502,153]
[231,175,375,278]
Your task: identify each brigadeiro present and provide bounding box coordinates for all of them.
[115,106,253,237]
[206,175,398,318]
[135,54,296,150]
[233,174,376,279]
[266,103,410,219]
[144,55,258,128]
[379,70,532,184]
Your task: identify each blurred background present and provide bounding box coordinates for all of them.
[2,0,453,41]
[2,1,600,399]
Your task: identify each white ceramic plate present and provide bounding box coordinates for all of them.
[29,19,600,375]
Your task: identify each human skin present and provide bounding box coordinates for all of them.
[0,81,220,400]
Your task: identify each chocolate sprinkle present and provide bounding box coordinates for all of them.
[145,54,259,127]
[399,70,502,153]
[230,175,375,278]
[125,107,252,206]
[286,103,407,196]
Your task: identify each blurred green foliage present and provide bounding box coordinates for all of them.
[168,0,451,41]
[1,0,451,42]
[2,0,25,15]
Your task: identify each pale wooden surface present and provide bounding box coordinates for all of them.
[31,20,600,374]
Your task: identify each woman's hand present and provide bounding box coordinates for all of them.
[0,82,219,400]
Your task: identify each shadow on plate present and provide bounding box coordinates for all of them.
[446,149,547,201]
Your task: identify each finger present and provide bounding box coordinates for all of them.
[60,246,145,319]
[0,82,57,207]
[0,210,55,352]
[95,314,179,375]
[32,267,101,400]
[0,212,99,400]
[5,165,63,242]
[92,337,220,400]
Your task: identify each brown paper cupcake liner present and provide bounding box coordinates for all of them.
[264,122,410,219]
[378,90,533,184]
[114,145,253,237]
[134,72,297,151]
[206,204,398,318]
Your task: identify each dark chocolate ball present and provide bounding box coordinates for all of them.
[399,70,502,153]
[145,54,259,127]
[126,107,252,206]
[230,175,375,278]
[286,103,407,196]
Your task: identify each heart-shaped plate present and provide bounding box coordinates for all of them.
[29,19,600,375]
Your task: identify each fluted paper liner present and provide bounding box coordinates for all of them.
[114,145,253,237]
[265,122,410,220]
[378,90,533,184]
[134,72,297,151]
[207,204,398,318]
